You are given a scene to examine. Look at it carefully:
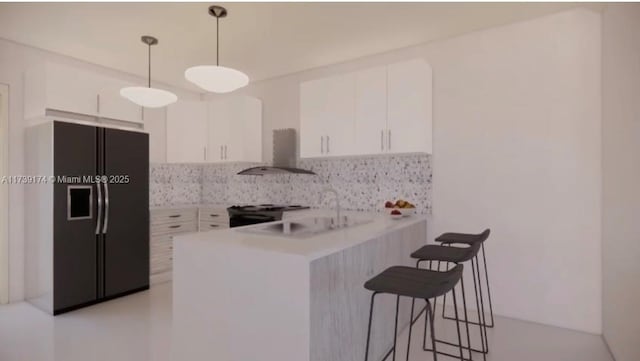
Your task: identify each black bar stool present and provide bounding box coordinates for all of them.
[363,264,466,361]
[436,229,494,328]
[410,241,488,360]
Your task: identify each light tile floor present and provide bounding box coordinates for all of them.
[0,283,613,361]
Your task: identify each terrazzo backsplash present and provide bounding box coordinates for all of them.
[150,154,432,214]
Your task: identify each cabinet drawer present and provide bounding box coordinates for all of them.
[151,221,197,236]
[151,208,198,225]
[151,261,172,275]
[151,240,172,255]
[199,221,229,231]
[151,234,173,246]
[199,208,229,223]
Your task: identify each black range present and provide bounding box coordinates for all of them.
[227,204,310,227]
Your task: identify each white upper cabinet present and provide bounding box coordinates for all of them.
[208,96,262,163]
[300,78,330,158]
[24,63,100,119]
[166,100,208,163]
[24,62,145,124]
[355,66,388,155]
[387,59,432,154]
[300,58,432,158]
[96,76,144,124]
[143,107,168,163]
[300,73,355,158]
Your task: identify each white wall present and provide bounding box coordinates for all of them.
[0,37,199,302]
[2,8,604,333]
[208,8,603,333]
[602,4,640,361]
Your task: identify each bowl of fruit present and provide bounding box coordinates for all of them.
[389,209,403,220]
[384,199,416,217]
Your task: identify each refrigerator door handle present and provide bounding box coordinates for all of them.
[102,181,110,234]
[95,181,102,235]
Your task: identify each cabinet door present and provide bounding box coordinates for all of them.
[97,77,143,124]
[323,73,356,156]
[355,66,388,155]
[207,100,232,162]
[300,78,329,158]
[143,107,167,163]
[46,63,100,117]
[387,59,433,154]
[166,100,207,163]
[228,96,262,163]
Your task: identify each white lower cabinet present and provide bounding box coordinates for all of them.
[300,58,433,158]
[150,206,228,284]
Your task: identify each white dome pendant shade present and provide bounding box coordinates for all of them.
[185,65,249,93]
[120,86,178,108]
[120,36,177,108]
[184,5,249,93]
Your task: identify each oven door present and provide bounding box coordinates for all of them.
[229,213,277,228]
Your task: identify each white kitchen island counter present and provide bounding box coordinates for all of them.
[172,210,426,361]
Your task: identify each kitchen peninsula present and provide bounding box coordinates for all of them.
[172,210,426,361]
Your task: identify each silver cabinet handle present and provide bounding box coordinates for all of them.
[224,145,228,160]
[381,130,384,151]
[327,136,330,154]
[220,145,223,160]
[97,95,100,114]
[102,181,109,234]
[388,130,391,150]
[169,214,181,218]
[204,147,207,161]
[95,181,102,235]
[320,136,324,154]
[169,225,182,229]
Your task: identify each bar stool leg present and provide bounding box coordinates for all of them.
[364,292,377,361]
[426,299,438,361]
[452,283,465,361]
[480,243,495,327]
[460,276,473,360]
[392,295,400,361]
[471,257,489,356]
[474,257,489,353]
[406,298,416,361]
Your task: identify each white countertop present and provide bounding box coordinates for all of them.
[173,209,426,260]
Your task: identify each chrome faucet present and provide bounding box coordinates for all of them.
[318,187,342,227]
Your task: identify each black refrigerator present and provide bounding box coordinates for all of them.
[26,121,149,315]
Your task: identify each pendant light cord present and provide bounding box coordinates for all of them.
[148,43,151,88]
[216,16,220,66]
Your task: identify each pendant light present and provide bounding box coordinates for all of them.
[184,5,249,93]
[120,36,178,108]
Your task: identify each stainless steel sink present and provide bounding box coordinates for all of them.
[236,216,372,238]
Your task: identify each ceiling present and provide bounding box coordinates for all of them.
[0,3,597,92]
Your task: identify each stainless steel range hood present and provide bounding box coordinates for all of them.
[238,129,315,175]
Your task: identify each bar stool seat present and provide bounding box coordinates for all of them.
[410,243,479,264]
[436,232,484,245]
[364,265,463,300]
